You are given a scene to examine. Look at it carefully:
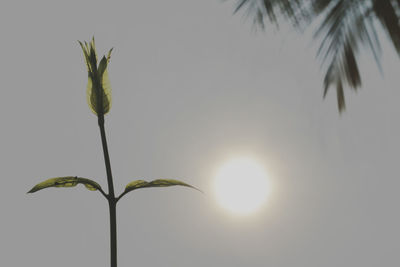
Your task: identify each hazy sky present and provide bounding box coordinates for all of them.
[1,0,400,266]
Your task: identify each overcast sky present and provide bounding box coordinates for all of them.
[1,0,400,266]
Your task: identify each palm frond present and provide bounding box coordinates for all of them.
[315,0,374,112]
[232,0,400,112]
[372,0,400,54]
[311,0,334,14]
[316,0,400,112]
[233,0,308,28]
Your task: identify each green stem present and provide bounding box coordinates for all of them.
[98,115,117,267]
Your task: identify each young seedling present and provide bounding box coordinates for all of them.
[28,37,200,267]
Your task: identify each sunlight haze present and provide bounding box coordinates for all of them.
[1,0,399,267]
[214,157,270,215]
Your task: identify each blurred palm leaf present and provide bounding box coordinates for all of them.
[232,0,400,112]
[233,0,310,28]
[28,176,102,193]
[79,38,113,116]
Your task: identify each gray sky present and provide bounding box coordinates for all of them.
[1,0,400,266]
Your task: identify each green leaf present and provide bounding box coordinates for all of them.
[28,176,102,193]
[78,41,91,72]
[79,37,112,116]
[106,48,113,63]
[123,179,201,195]
[86,57,112,115]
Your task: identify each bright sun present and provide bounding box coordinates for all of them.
[214,157,270,215]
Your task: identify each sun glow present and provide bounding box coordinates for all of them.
[214,157,270,215]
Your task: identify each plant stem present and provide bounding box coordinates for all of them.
[109,199,117,267]
[98,115,115,198]
[98,115,117,267]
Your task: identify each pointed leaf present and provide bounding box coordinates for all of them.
[123,179,201,195]
[86,76,95,114]
[78,41,91,72]
[90,37,98,63]
[28,176,102,193]
[336,80,345,112]
[79,38,113,116]
[98,56,112,112]
[98,56,108,77]
[86,71,111,115]
[107,48,113,63]
[100,68,112,114]
[86,57,112,115]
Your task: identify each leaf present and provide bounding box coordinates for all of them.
[107,48,113,63]
[314,1,366,112]
[28,176,102,193]
[79,37,113,116]
[122,179,201,195]
[373,0,400,54]
[98,56,112,114]
[232,0,308,28]
[86,57,112,115]
[336,80,345,112]
[78,41,91,72]
[101,69,112,114]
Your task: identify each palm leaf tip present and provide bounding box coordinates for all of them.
[27,176,102,193]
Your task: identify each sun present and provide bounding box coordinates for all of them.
[214,157,270,215]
